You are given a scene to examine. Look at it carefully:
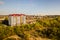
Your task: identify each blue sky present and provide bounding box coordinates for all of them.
[0,0,60,15]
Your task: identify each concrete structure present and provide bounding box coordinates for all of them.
[9,14,26,26]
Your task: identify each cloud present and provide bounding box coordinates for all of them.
[0,1,4,5]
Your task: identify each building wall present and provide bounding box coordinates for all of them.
[23,16,26,24]
[16,16,20,26]
[9,15,26,26]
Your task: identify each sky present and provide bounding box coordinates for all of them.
[0,0,60,15]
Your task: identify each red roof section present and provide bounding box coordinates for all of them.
[9,14,25,16]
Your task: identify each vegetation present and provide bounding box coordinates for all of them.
[0,16,60,40]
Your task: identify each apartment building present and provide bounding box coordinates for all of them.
[9,14,26,26]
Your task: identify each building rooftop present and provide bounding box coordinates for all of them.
[9,14,25,16]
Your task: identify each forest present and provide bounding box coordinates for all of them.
[0,16,60,40]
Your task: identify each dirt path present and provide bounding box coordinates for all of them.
[3,35,51,40]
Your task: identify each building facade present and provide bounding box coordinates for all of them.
[9,14,26,26]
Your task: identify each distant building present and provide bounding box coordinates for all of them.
[9,14,26,26]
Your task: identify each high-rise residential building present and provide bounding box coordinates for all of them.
[9,14,26,26]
